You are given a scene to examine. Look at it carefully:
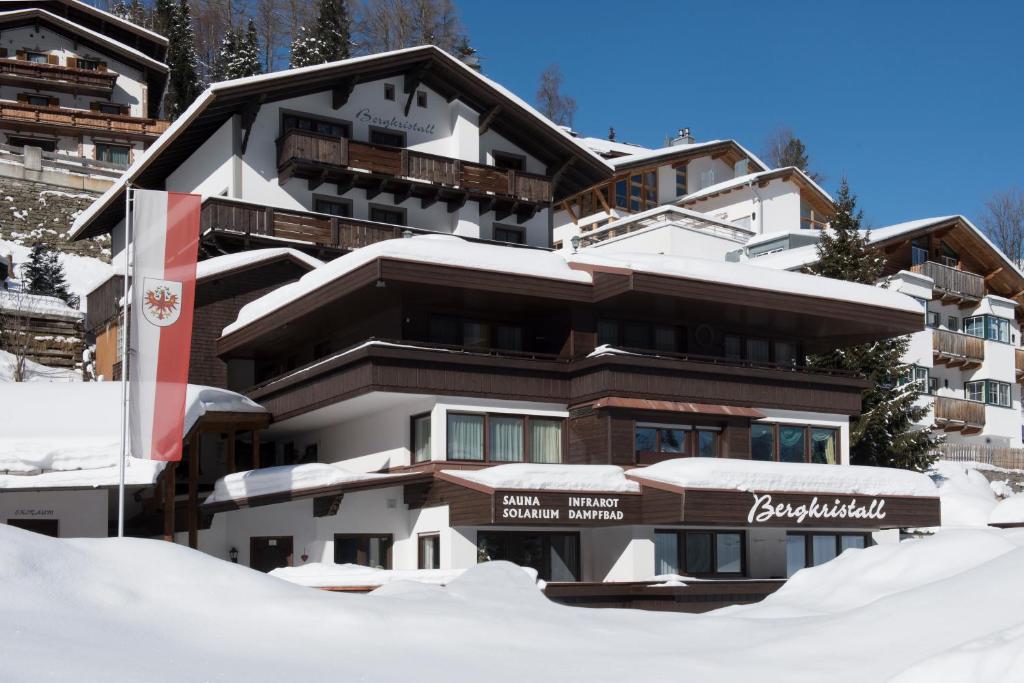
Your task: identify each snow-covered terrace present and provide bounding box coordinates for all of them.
[578,205,753,248]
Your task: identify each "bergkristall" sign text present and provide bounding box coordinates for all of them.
[747,493,887,525]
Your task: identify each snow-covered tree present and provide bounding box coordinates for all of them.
[805,179,940,472]
[163,0,204,118]
[215,19,264,81]
[290,0,351,68]
[22,243,78,308]
[110,0,149,28]
[211,26,238,82]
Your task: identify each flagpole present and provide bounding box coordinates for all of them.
[117,187,134,538]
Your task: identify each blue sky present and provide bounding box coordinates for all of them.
[461,0,1023,229]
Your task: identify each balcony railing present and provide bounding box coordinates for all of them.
[276,129,553,205]
[0,101,168,138]
[0,58,118,96]
[932,329,984,368]
[932,442,1024,470]
[933,396,985,433]
[910,261,985,302]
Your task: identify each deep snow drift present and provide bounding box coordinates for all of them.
[1,525,1022,682]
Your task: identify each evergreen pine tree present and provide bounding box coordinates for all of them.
[290,0,351,68]
[111,0,149,28]
[806,179,940,471]
[163,0,204,118]
[232,19,263,78]
[778,138,810,172]
[153,0,176,35]
[211,27,238,82]
[22,243,78,308]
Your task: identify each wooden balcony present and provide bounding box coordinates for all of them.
[910,261,985,305]
[932,329,984,369]
[0,101,168,140]
[0,58,118,97]
[933,396,985,434]
[276,129,553,222]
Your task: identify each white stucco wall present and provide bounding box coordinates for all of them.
[0,489,107,537]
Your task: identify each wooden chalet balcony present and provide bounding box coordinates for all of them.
[932,329,984,368]
[276,130,553,217]
[0,101,168,139]
[910,261,985,304]
[933,396,985,434]
[0,58,118,97]
[200,195,434,253]
[1016,348,1024,382]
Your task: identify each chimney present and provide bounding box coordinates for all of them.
[669,127,695,147]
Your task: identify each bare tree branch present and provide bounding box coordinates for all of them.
[980,188,1024,266]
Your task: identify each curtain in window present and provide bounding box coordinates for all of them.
[810,428,836,465]
[413,416,431,463]
[447,414,484,460]
[489,416,524,462]
[751,424,774,461]
[779,426,805,463]
[654,532,679,576]
[419,536,438,569]
[530,419,562,463]
[746,338,771,363]
[716,533,742,573]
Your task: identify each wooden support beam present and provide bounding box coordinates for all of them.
[478,104,501,134]
[495,205,513,221]
[594,188,611,213]
[985,267,1004,282]
[336,174,354,195]
[420,188,439,209]
[393,185,411,205]
[365,179,385,200]
[252,430,261,469]
[238,95,264,155]
[562,200,578,225]
[308,169,327,192]
[163,461,177,542]
[331,77,358,109]
[188,434,199,549]
[226,430,236,475]
[403,63,431,116]
[1011,289,1024,300]
[476,196,494,215]
[446,193,467,213]
[313,494,344,517]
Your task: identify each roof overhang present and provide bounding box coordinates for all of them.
[0,0,167,49]
[609,140,768,175]
[70,45,612,240]
[586,397,766,418]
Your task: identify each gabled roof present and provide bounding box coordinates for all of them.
[576,136,650,159]
[0,0,167,52]
[677,166,833,207]
[70,46,613,239]
[0,8,168,73]
[608,139,768,174]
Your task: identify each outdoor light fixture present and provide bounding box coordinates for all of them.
[402,229,413,239]
[570,235,581,253]
[229,547,238,563]
[375,279,387,288]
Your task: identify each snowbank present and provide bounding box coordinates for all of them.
[929,460,999,527]
[0,349,79,382]
[2,524,1024,681]
[629,457,937,497]
[442,463,640,493]
[205,463,398,504]
[224,235,591,336]
[0,237,111,311]
[990,494,1024,526]
[270,562,538,588]
[0,289,83,320]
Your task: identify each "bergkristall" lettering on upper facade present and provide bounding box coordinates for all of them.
[356,108,436,135]
[746,493,887,524]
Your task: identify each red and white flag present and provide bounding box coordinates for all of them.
[128,190,201,461]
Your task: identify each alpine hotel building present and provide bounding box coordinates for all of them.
[62,46,947,610]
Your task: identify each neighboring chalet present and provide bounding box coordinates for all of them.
[0,0,168,174]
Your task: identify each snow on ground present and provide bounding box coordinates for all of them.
[0,237,110,310]
[442,463,641,493]
[0,348,79,382]
[930,460,1000,527]
[205,463,398,503]
[629,457,938,496]
[990,493,1024,526]
[270,562,537,588]
[2,525,1024,682]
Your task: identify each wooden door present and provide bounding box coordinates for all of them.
[249,536,293,573]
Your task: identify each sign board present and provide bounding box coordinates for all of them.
[493,490,641,526]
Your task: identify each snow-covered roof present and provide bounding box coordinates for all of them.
[0,383,265,489]
[576,136,650,157]
[609,139,768,172]
[678,166,833,205]
[567,250,923,315]
[205,463,401,504]
[0,9,167,71]
[0,290,83,320]
[440,464,641,493]
[744,230,822,249]
[628,458,938,497]
[990,494,1024,526]
[196,248,323,281]
[223,235,590,337]
[0,0,169,45]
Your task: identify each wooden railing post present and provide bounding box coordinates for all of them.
[264,207,275,237]
[508,169,517,197]
[330,216,340,246]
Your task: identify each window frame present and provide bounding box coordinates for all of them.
[95,142,131,164]
[899,365,930,394]
[750,423,840,464]
[633,422,721,464]
[384,83,395,100]
[23,50,49,64]
[427,314,526,352]
[964,314,1012,343]
[280,110,352,139]
[965,380,985,403]
[654,529,746,578]
[492,224,525,244]
[368,203,407,226]
[787,531,871,577]
[313,195,353,217]
[410,412,432,463]
[445,411,565,463]
[985,380,1012,408]
[476,530,580,582]
[415,90,428,108]
[368,126,406,148]
[596,318,686,354]
[417,532,440,569]
[333,533,393,569]
[25,93,52,107]
[722,332,803,366]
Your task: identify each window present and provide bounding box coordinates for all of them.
[477,531,579,581]
[369,205,406,225]
[334,534,392,569]
[447,412,562,463]
[675,166,687,197]
[76,58,101,70]
[613,171,658,212]
[899,365,930,394]
[697,430,719,458]
[928,377,939,395]
[926,311,940,329]
[965,380,985,403]
[415,90,427,108]
[24,51,48,64]
[654,530,745,577]
[282,113,349,138]
[97,103,122,115]
[492,151,525,171]
[418,533,440,569]
[911,238,929,266]
[384,83,395,100]
[428,316,524,352]
[773,340,799,366]
[947,316,959,332]
[597,319,685,354]
[787,533,870,577]
[964,315,985,338]
[635,425,688,457]
[369,128,405,147]
[752,424,839,464]
[985,380,1012,408]
[314,197,352,217]
[724,334,742,360]
[964,315,1011,343]
[493,225,525,244]
[799,200,829,230]
[722,333,800,365]
[411,413,431,463]
[26,94,51,107]
[96,143,130,165]
[7,136,55,152]
[745,337,771,363]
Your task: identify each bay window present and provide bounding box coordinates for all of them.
[411,413,431,463]
[964,315,1011,343]
[965,380,985,403]
[655,530,745,577]
[965,380,1011,407]
[447,412,563,463]
[635,424,720,462]
[752,423,839,464]
[899,365,930,394]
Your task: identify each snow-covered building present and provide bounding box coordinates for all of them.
[0,0,168,172]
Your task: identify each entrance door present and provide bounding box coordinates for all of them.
[250,536,293,573]
[6,519,59,537]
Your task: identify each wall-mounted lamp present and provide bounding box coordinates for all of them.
[402,229,413,239]
[375,280,387,288]
[229,547,238,563]
[570,235,581,253]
